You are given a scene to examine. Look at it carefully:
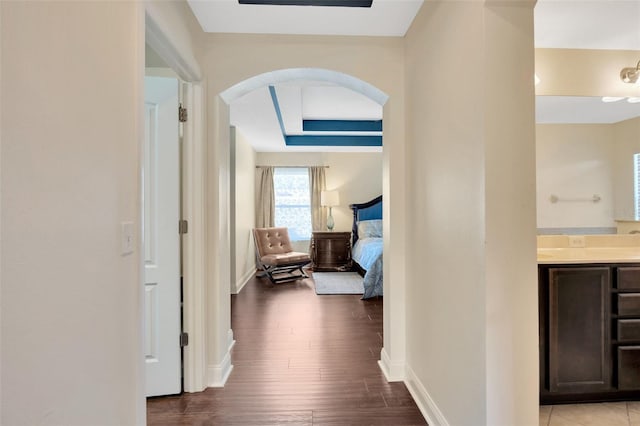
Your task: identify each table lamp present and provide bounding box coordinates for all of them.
[321,190,339,231]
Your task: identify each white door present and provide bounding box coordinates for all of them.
[144,76,181,397]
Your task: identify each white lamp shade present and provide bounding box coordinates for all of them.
[321,190,339,207]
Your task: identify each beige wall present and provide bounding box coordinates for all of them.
[536,49,640,98]
[536,124,615,229]
[404,2,538,425]
[535,117,640,230]
[255,152,383,233]
[1,2,145,424]
[614,116,640,220]
[232,129,257,293]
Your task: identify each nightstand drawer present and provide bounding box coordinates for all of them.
[316,239,348,252]
[311,231,352,271]
[316,250,349,263]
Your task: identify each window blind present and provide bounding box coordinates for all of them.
[273,167,312,241]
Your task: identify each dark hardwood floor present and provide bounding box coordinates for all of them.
[147,272,427,425]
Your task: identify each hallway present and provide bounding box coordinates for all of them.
[147,273,427,425]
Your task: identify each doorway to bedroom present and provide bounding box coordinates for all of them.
[199,66,407,392]
[228,77,384,299]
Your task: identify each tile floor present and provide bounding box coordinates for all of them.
[540,402,640,426]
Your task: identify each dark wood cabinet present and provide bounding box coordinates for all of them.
[540,263,640,403]
[619,294,640,316]
[617,320,640,342]
[616,267,640,391]
[310,231,352,272]
[618,346,640,390]
[618,267,640,291]
[546,267,611,394]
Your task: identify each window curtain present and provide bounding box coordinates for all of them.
[309,166,327,231]
[255,166,275,228]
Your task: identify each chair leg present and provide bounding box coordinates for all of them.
[263,264,309,284]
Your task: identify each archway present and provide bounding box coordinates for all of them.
[196,67,406,388]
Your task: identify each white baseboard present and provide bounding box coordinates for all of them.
[206,329,235,387]
[234,267,255,294]
[405,364,449,426]
[378,347,405,382]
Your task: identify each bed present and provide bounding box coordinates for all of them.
[350,195,383,299]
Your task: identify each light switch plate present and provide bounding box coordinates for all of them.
[121,222,135,255]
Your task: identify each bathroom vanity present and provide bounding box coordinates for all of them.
[538,235,640,404]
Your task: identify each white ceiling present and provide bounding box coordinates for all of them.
[230,83,383,152]
[186,0,640,152]
[187,0,423,37]
[536,96,640,124]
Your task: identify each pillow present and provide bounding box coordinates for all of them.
[357,219,382,239]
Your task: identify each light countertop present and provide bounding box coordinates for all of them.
[537,247,640,264]
[537,235,640,264]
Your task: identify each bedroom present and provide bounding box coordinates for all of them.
[229,82,384,296]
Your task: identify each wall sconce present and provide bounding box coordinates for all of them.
[601,60,640,103]
[621,60,640,85]
[321,190,339,231]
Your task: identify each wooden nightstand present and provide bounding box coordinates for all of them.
[310,231,352,272]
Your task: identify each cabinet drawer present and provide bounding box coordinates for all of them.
[618,346,640,390]
[317,240,348,251]
[618,320,640,342]
[618,293,640,316]
[618,267,640,291]
[316,251,347,264]
[317,251,348,261]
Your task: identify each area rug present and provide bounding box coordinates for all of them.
[313,272,364,295]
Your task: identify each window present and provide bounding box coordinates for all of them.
[273,168,312,241]
[635,153,640,220]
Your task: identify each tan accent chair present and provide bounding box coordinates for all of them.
[253,227,311,283]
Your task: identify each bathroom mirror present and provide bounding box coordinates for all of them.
[536,96,640,234]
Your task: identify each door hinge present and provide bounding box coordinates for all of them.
[180,332,189,347]
[179,219,188,235]
[178,104,188,123]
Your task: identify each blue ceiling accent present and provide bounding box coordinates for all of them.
[303,119,382,132]
[268,85,382,147]
[285,135,381,146]
[268,86,287,135]
[239,0,373,7]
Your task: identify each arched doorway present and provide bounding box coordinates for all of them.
[188,67,407,389]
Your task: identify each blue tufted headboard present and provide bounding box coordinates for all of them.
[349,195,382,246]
